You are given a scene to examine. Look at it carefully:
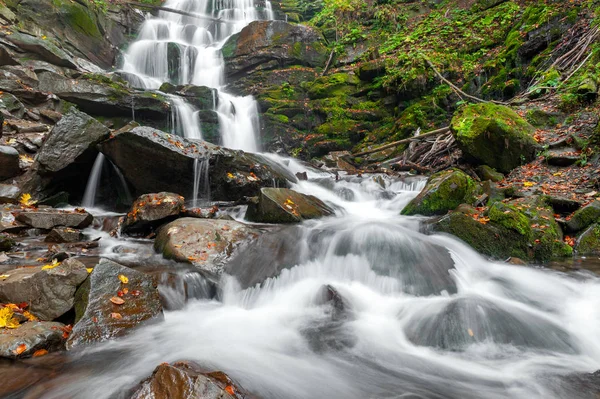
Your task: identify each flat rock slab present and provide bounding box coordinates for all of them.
[6,120,49,133]
[44,227,83,243]
[122,192,185,235]
[15,209,93,230]
[0,321,66,359]
[0,258,88,320]
[246,187,334,223]
[67,259,163,350]
[155,218,259,274]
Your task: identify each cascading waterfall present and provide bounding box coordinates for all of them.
[192,157,210,207]
[82,153,105,208]
[120,0,273,152]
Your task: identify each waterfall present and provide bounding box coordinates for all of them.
[192,157,210,207]
[120,0,273,152]
[82,153,105,208]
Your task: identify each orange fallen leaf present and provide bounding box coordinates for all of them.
[110,312,122,319]
[110,297,125,305]
[13,344,27,355]
[225,385,235,395]
[33,349,48,357]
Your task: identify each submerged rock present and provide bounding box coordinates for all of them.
[0,321,66,359]
[451,103,539,173]
[0,258,88,320]
[15,209,93,230]
[122,192,185,235]
[401,169,480,216]
[131,361,250,399]
[155,218,260,274]
[68,259,163,350]
[246,188,334,223]
[99,126,296,201]
[44,227,84,243]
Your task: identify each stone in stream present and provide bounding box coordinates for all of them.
[131,361,251,399]
[0,145,20,180]
[99,126,297,201]
[44,227,84,243]
[0,184,20,204]
[565,201,600,233]
[68,259,163,350]
[450,103,540,173]
[575,223,600,255]
[0,233,15,251]
[245,188,334,223]
[0,258,88,320]
[475,165,504,182]
[0,321,66,359]
[155,218,259,274]
[121,192,186,236]
[401,169,480,216]
[14,209,93,230]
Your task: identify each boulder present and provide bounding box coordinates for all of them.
[122,192,185,235]
[0,321,66,359]
[131,361,249,399]
[36,107,110,174]
[0,92,25,118]
[5,31,77,69]
[476,165,504,182]
[99,126,296,201]
[565,201,600,233]
[401,169,480,216]
[15,209,93,230]
[0,233,14,251]
[222,20,328,80]
[155,218,259,274]
[0,184,19,204]
[0,258,88,320]
[575,224,600,255]
[450,103,539,173]
[68,259,163,350]
[44,227,84,243]
[246,188,334,223]
[0,146,20,180]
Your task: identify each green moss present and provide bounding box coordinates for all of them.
[576,224,600,255]
[488,202,531,237]
[402,169,480,216]
[305,73,360,100]
[61,2,102,39]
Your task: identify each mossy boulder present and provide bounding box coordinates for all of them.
[476,165,504,182]
[0,233,15,251]
[565,201,600,233]
[401,169,480,216]
[575,224,600,255]
[306,73,361,100]
[451,103,539,173]
[246,188,334,223]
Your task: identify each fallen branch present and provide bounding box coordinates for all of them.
[322,49,335,76]
[352,126,450,157]
[391,161,432,174]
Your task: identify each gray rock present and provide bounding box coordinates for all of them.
[0,184,19,204]
[122,192,185,235]
[36,107,109,173]
[5,31,77,69]
[68,259,163,350]
[0,321,66,359]
[15,209,93,230]
[44,227,84,243]
[0,92,25,118]
[0,146,20,180]
[0,258,88,320]
[154,218,259,274]
[246,187,334,223]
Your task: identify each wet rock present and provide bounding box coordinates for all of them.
[575,224,600,255]
[246,188,334,223]
[6,120,49,134]
[0,184,19,204]
[122,192,185,235]
[0,233,14,251]
[68,259,163,350]
[546,150,580,167]
[0,92,25,118]
[222,20,328,80]
[546,196,581,214]
[0,145,20,180]
[44,227,84,243]
[99,126,296,201]
[0,321,66,359]
[39,109,62,123]
[5,31,77,69]
[15,209,93,230]
[131,361,249,399]
[405,296,577,353]
[155,218,259,274]
[565,201,600,233]
[451,103,539,173]
[401,169,480,216]
[476,165,504,182]
[0,258,88,320]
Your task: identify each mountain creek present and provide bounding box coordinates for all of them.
[1,0,600,398]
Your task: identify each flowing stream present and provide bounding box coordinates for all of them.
[68,1,600,398]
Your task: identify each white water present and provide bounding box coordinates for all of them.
[43,168,600,399]
[81,153,105,208]
[120,0,273,151]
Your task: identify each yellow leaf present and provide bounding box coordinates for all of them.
[41,259,60,270]
[227,172,234,179]
[86,268,93,273]
[19,193,36,206]
[0,275,9,280]
[523,182,535,187]
[118,274,129,284]
[0,307,20,329]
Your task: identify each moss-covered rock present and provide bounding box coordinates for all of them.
[306,73,361,100]
[476,165,504,182]
[565,201,600,233]
[451,103,539,173]
[402,169,480,216]
[575,224,600,255]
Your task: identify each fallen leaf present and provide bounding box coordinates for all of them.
[131,290,141,296]
[33,349,48,357]
[19,193,36,206]
[467,328,474,337]
[523,182,535,187]
[13,344,27,355]
[41,259,60,270]
[0,307,20,329]
[110,312,122,319]
[225,385,235,395]
[110,297,125,305]
[122,288,129,295]
[118,274,129,284]
[86,268,93,273]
